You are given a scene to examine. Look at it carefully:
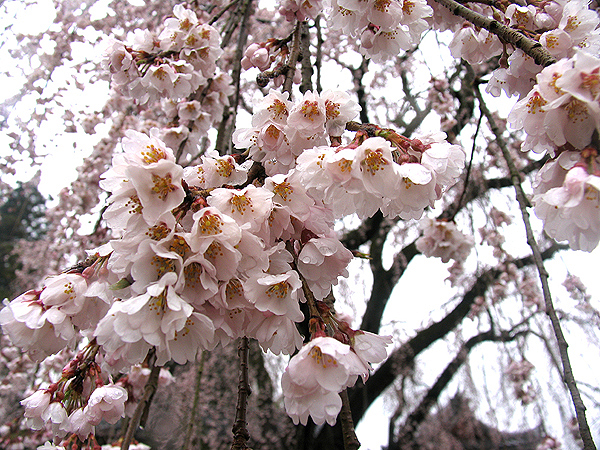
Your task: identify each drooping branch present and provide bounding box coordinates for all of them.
[181,352,206,450]
[339,389,360,450]
[448,62,476,143]
[314,15,324,94]
[432,0,557,68]
[347,242,566,425]
[335,57,370,123]
[360,238,418,334]
[476,88,596,450]
[392,57,432,137]
[209,0,243,25]
[215,0,254,154]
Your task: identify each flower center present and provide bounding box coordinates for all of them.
[146,223,171,240]
[301,101,321,121]
[526,91,547,115]
[230,194,253,215]
[266,282,290,299]
[151,173,178,200]
[216,159,234,178]
[198,213,224,235]
[142,144,167,164]
[273,181,294,201]
[268,99,289,121]
[310,346,338,368]
[362,149,388,176]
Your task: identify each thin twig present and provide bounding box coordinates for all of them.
[314,15,323,94]
[476,88,596,450]
[209,0,242,25]
[226,0,254,154]
[231,337,252,450]
[181,351,206,450]
[450,111,482,220]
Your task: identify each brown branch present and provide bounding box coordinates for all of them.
[299,21,313,94]
[346,242,566,425]
[339,389,360,450]
[231,337,252,450]
[476,88,596,450]
[314,15,324,94]
[283,22,302,97]
[209,0,242,25]
[432,0,556,67]
[215,0,253,154]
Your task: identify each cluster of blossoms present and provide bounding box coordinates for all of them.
[159,72,234,157]
[1,113,401,438]
[279,0,323,22]
[273,0,434,63]
[234,91,465,220]
[104,5,234,159]
[323,0,433,63]
[291,131,465,220]
[283,329,392,426]
[489,0,600,99]
[562,274,592,303]
[430,0,600,99]
[505,359,536,405]
[104,5,225,104]
[0,271,111,361]
[233,89,361,176]
[433,0,600,252]
[508,51,600,157]
[530,150,600,252]
[415,218,474,263]
[19,344,127,443]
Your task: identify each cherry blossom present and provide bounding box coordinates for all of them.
[416,218,474,263]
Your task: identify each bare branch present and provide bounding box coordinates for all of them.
[339,389,360,450]
[231,337,252,450]
[390,328,528,449]
[181,352,206,450]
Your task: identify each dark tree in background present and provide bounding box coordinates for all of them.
[0,180,47,300]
